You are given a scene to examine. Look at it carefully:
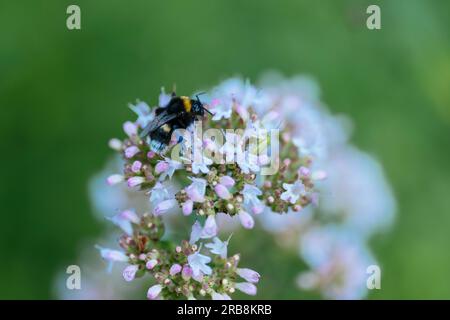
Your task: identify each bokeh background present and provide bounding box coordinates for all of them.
[1,0,450,299]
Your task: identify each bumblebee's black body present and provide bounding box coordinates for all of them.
[140,94,211,153]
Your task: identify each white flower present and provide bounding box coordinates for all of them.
[96,246,128,262]
[189,221,203,244]
[280,181,306,204]
[159,87,172,107]
[106,210,139,235]
[237,152,260,174]
[185,177,207,203]
[129,101,154,128]
[242,184,264,214]
[211,291,232,300]
[191,156,212,174]
[205,236,230,259]
[106,174,124,186]
[127,176,145,188]
[153,199,176,216]
[238,210,255,229]
[149,182,170,205]
[122,265,139,282]
[200,215,218,239]
[123,121,137,137]
[147,284,162,300]
[188,249,212,277]
[210,98,232,121]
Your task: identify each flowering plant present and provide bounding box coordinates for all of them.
[79,75,395,300]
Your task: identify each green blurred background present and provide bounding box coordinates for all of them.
[1,0,450,299]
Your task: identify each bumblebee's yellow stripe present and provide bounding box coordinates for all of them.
[181,96,192,112]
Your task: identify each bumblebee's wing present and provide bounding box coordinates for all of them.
[140,110,178,138]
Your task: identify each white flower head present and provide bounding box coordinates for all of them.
[187,246,212,277]
[280,181,306,204]
[205,235,232,259]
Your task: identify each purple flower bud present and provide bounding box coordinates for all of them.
[106,174,124,186]
[131,160,142,173]
[124,146,139,158]
[236,268,260,283]
[147,151,155,158]
[108,138,122,151]
[182,265,193,280]
[235,282,257,296]
[155,161,169,174]
[147,284,162,300]
[123,265,139,282]
[238,210,254,229]
[127,176,145,188]
[146,259,158,270]
[298,166,310,177]
[154,199,176,216]
[182,200,194,216]
[169,264,182,276]
[219,176,235,187]
[123,121,137,137]
[214,184,231,200]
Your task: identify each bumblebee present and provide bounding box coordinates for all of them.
[140,93,212,153]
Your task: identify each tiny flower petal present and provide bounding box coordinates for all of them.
[125,146,140,158]
[147,284,162,300]
[154,199,176,216]
[214,184,232,200]
[235,282,257,296]
[219,176,235,187]
[108,138,122,151]
[131,160,142,173]
[201,215,218,239]
[236,268,260,283]
[119,209,140,224]
[146,259,158,270]
[189,221,202,244]
[155,161,169,174]
[106,174,124,186]
[182,265,193,280]
[123,265,139,282]
[127,176,145,188]
[96,246,128,262]
[239,210,255,229]
[169,264,182,276]
[182,200,194,216]
[123,121,137,137]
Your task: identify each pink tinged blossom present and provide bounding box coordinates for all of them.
[147,151,156,159]
[211,291,229,300]
[280,181,306,204]
[149,182,170,205]
[155,161,169,174]
[182,200,194,216]
[158,158,182,180]
[239,210,255,229]
[108,138,122,151]
[189,221,203,244]
[182,265,193,280]
[146,259,158,270]
[107,210,138,235]
[219,176,235,187]
[251,205,264,215]
[188,250,212,277]
[122,265,139,282]
[147,284,162,300]
[214,184,231,200]
[153,199,176,216]
[235,282,257,296]
[236,268,260,283]
[127,176,145,188]
[106,174,124,186]
[201,215,218,239]
[131,161,142,173]
[169,264,182,276]
[96,246,128,262]
[242,184,265,215]
[185,177,207,203]
[123,121,138,137]
[125,146,140,158]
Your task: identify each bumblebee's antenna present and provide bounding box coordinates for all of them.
[194,92,213,115]
[171,83,177,97]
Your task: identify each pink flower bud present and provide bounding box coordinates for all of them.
[127,176,145,188]
[169,264,182,276]
[131,161,142,173]
[235,282,257,296]
[236,268,260,283]
[219,176,235,187]
[146,259,158,270]
[106,174,124,186]
[119,210,140,224]
[298,166,310,177]
[182,200,194,216]
[214,184,232,200]
[238,210,254,229]
[108,138,122,151]
[123,265,139,282]
[124,146,139,158]
[182,265,193,280]
[147,151,155,158]
[155,161,169,174]
[147,284,162,300]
